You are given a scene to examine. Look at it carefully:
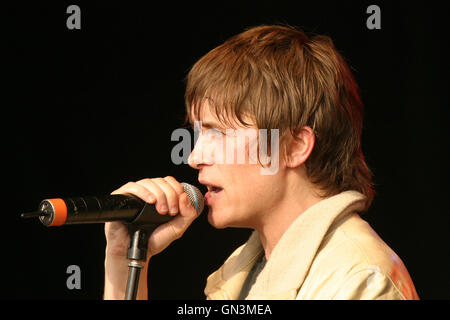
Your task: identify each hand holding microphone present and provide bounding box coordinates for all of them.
[103,176,204,300]
[106,176,203,258]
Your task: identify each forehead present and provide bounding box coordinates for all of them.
[188,99,254,129]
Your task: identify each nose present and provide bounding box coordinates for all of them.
[188,131,217,170]
[188,148,203,170]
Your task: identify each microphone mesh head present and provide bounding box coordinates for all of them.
[181,183,205,215]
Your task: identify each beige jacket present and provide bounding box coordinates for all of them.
[204,191,419,300]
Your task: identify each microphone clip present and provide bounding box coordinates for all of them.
[124,204,165,300]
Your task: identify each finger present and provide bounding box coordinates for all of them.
[162,176,186,216]
[166,195,198,238]
[163,176,184,195]
[111,181,155,204]
[163,177,200,218]
[178,192,198,219]
[135,178,170,214]
[152,178,180,216]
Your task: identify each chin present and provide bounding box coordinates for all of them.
[206,207,250,230]
[207,208,228,229]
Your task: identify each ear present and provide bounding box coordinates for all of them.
[285,126,315,168]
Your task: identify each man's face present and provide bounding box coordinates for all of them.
[188,102,287,229]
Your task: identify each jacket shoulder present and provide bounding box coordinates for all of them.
[297,213,419,300]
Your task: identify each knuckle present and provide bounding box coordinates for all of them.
[170,224,182,240]
[136,178,152,184]
[151,178,179,207]
[164,176,184,194]
[152,188,165,200]
[152,177,165,183]
[164,176,176,182]
[152,192,167,207]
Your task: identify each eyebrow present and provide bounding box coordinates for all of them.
[189,120,224,130]
[202,121,224,129]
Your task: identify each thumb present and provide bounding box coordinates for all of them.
[179,192,197,219]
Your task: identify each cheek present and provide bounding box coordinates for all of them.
[219,130,259,165]
[224,165,264,202]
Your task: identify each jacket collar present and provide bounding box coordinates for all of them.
[204,190,367,299]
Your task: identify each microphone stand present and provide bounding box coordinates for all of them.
[123,199,172,300]
[125,227,150,300]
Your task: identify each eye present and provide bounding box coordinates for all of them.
[203,128,225,136]
[214,128,226,135]
[223,129,238,137]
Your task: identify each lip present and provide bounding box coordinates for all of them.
[198,178,223,190]
[204,188,224,205]
[199,178,224,205]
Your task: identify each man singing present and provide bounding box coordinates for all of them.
[103,25,419,300]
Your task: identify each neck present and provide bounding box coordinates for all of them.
[255,178,324,260]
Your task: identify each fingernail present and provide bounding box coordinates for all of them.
[170,207,178,214]
[160,204,168,213]
[148,195,155,202]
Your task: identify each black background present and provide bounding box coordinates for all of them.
[3,1,449,300]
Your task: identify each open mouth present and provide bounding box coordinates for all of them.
[204,184,224,205]
[207,185,223,195]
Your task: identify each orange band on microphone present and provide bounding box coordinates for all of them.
[46,198,67,226]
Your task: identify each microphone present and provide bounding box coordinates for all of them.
[20,183,204,227]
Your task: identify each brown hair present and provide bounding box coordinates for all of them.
[185,24,375,210]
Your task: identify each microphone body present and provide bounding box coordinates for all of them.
[38,194,163,227]
[22,183,204,227]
